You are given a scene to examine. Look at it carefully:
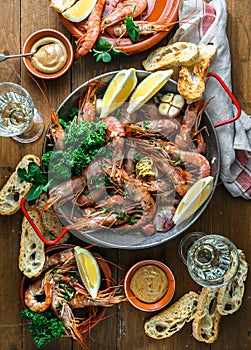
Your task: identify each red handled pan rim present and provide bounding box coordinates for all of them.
[20,197,69,245]
[207,72,241,127]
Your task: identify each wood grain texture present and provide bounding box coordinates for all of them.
[0,0,250,349]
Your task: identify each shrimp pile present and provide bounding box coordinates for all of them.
[24,247,126,349]
[44,78,211,236]
[73,0,183,58]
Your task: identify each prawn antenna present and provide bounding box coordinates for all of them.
[27,72,53,110]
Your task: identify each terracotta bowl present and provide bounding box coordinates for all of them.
[20,244,112,333]
[124,260,175,312]
[59,0,181,55]
[22,29,74,80]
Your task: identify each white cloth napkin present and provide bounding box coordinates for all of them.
[171,0,251,199]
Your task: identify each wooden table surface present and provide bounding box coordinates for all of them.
[0,1,250,349]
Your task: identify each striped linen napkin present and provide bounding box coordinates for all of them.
[172,0,251,199]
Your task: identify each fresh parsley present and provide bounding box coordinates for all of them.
[93,37,126,62]
[125,15,140,42]
[42,118,107,183]
[167,154,182,167]
[21,308,65,348]
[17,162,50,201]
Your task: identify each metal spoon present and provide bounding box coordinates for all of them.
[0,52,36,62]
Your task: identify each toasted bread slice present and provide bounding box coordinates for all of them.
[34,192,70,244]
[217,250,248,315]
[144,291,199,339]
[0,154,40,215]
[192,287,222,344]
[19,208,45,278]
[142,42,199,72]
[49,0,76,13]
[178,44,217,103]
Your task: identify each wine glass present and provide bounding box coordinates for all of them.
[0,82,44,143]
[178,232,206,265]
[186,234,240,288]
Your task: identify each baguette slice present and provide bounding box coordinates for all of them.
[192,287,222,344]
[144,291,199,339]
[217,250,248,315]
[178,44,217,103]
[34,192,70,244]
[49,0,76,13]
[19,208,45,278]
[142,42,199,72]
[0,154,40,215]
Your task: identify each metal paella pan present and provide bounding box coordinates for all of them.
[42,70,220,249]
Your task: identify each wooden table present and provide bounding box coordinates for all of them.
[0,1,250,349]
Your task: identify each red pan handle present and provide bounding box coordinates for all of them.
[20,197,69,246]
[207,72,241,128]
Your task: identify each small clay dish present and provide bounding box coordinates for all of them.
[124,260,175,312]
[23,29,74,80]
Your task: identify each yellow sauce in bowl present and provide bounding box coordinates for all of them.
[129,265,168,303]
[30,37,68,74]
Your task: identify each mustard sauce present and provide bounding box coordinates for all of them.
[30,37,68,74]
[130,265,168,303]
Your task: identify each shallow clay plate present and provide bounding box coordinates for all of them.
[59,0,181,55]
[20,244,112,334]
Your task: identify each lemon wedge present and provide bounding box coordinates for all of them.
[74,246,101,299]
[126,69,173,114]
[100,68,138,118]
[62,0,97,22]
[173,176,214,225]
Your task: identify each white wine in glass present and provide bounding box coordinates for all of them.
[187,234,240,288]
[0,82,44,143]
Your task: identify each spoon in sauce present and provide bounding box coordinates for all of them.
[0,52,36,62]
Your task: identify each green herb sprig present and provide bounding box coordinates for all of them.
[17,163,50,201]
[125,15,140,42]
[167,154,182,167]
[21,308,65,348]
[93,37,126,62]
[42,119,107,183]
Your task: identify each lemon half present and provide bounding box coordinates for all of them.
[100,68,138,118]
[126,69,173,114]
[62,0,97,22]
[173,176,214,225]
[74,246,101,299]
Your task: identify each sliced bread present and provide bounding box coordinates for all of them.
[192,287,222,344]
[178,44,217,103]
[0,154,40,215]
[19,208,45,278]
[142,42,199,72]
[33,192,70,244]
[217,250,248,315]
[144,291,199,339]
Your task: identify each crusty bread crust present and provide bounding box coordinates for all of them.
[192,287,222,344]
[19,208,45,278]
[142,42,217,104]
[49,0,76,13]
[142,42,199,72]
[144,249,247,343]
[144,291,199,339]
[0,154,40,215]
[217,250,248,315]
[178,44,217,104]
